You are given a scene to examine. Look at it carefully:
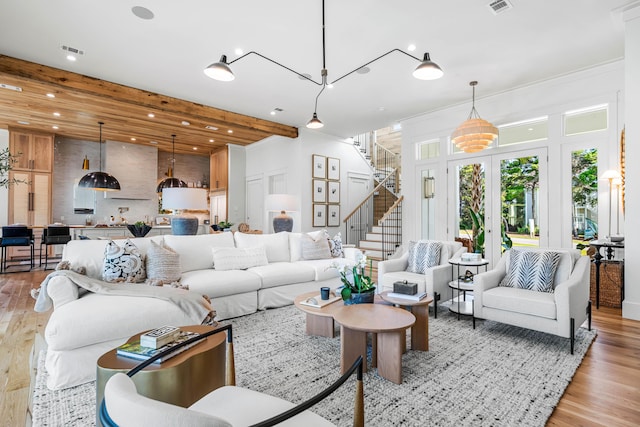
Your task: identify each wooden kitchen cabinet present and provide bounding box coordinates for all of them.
[9,130,53,172]
[210,148,228,191]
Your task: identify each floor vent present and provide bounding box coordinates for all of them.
[488,0,512,15]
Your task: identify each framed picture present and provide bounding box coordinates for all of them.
[327,157,340,180]
[327,181,340,204]
[313,179,327,203]
[312,154,327,179]
[327,204,340,227]
[313,204,326,227]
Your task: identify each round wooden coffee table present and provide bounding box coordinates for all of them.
[294,290,345,338]
[96,325,226,426]
[379,291,434,351]
[332,304,415,384]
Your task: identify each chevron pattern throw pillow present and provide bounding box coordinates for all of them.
[499,249,562,293]
[406,241,442,274]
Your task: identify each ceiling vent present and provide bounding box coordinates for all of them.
[205,125,219,131]
[487,0,512,15]
[61,45,85,55]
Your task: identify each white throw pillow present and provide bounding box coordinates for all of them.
[212,246,269,271]
[301,233,332,260]
[289,230,327,262]
[146,239,181,284]
[102,239,146,283]
[234,232,290,263]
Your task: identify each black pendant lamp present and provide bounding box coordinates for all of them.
[156,134,187,193]
[78,122,121,191]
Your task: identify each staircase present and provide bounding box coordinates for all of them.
[345,131,403,277]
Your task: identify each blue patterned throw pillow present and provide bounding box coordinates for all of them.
[499,249,562,293]
[102,239,146,283]
[406,241,442,274]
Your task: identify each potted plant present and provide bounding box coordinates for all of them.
[332,255,376,305]
[127,221,152,237]
[0,148,26,188]
[217,220,234,232]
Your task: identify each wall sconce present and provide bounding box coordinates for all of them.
[424,177,435,199]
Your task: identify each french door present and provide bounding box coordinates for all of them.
[447,148,548,267]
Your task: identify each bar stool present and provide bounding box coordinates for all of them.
[0,226,34,273]
[40,225,72,269]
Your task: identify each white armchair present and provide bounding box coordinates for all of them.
[377,240,466,317]
[473,248,591,354]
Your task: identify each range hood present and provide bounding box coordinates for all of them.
[104,141,158,200]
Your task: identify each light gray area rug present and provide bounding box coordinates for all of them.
[32,303,595,426]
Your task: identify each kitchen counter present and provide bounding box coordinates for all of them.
[72,224,209,239]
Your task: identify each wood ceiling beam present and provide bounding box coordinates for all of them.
[0,55,298,154]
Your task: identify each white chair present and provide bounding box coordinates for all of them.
[100,325,364,427]
[377,240,466,317]
[473,248,591,354]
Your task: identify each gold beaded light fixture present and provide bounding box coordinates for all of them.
[451,81,498,153]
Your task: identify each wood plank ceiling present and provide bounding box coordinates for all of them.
[0,55,298,156]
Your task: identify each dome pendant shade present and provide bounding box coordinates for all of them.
[306,112,324,129]
[78,171,121,191]
[156,177,187,193]
[451,81,497,153]
[204,55,235,81]
[78,121,121,191]
[412,53,444,80]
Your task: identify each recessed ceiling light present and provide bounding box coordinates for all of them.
[192,147,198,151]
[270,111,276,116]
[53,112,60,117]
[148,113,155,118]
[66,55,77,62]
[52,125,59,130]
[182,121,190,126]
[46,93,55,98]
[149,141,158,144]
[408,44,416,52]
[235,48,243,56]
[227,130,233,134]
[17,120,29,125]
[209,139,214,143]
[132,6,154,20]
[131,137,136,141]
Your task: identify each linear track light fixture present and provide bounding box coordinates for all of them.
[204,0,443,129]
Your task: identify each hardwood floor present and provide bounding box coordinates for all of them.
[1,269,639,426]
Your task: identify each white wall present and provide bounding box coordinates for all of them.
[622,4,640,320]
[401,61,624,247]
[0,128,9,227]
[245,129,372,234]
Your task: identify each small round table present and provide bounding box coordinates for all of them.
[379,291,434,351]
[448,257,489,320]
[96,325,226,426]
[333,304,415,384]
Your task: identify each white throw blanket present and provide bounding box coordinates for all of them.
[34,270,213,323]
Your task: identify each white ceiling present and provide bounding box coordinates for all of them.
[0,0,631,140]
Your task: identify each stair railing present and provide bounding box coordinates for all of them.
[379,196,403,260]
[343,172,397,246]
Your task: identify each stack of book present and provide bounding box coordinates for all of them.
[116,326,202,364]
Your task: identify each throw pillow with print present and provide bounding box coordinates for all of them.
[406,241,442,274]
[102,239,146,283]
[499,249,562,293]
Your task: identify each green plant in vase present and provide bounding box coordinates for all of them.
[217,220,234,231]
[332,255,375,304]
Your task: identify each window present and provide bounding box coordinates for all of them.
[417,139,440,160]
[564,104,608,136]
[498,117,548,146]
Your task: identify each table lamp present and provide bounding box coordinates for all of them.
[162,188,208,235]
[265,194,298,233]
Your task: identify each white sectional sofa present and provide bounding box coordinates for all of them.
[39,231,358,390]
